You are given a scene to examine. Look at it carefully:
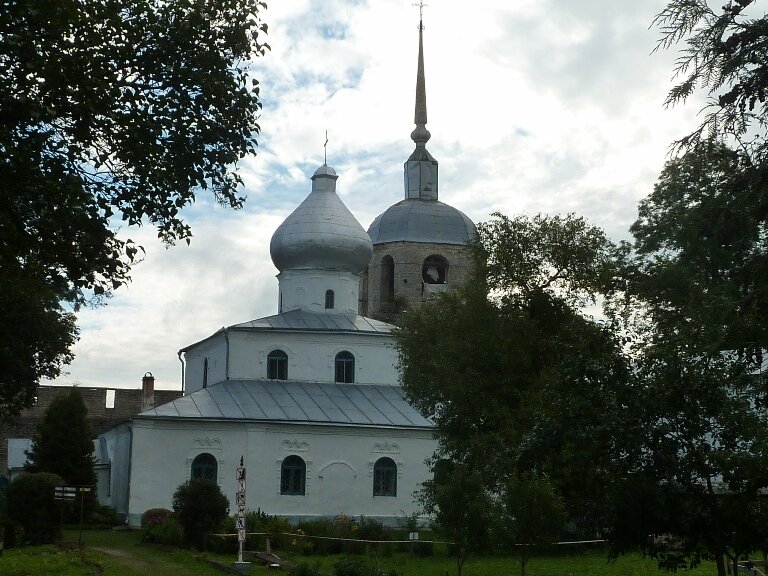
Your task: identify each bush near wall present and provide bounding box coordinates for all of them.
[172,479,229,551]
[5,472,64,545]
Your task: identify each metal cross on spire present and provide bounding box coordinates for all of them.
[323,130,329,165]
[413,0,427,29]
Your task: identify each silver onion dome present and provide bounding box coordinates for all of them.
[270,165,373,273]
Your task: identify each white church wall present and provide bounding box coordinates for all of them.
[277,270,361,314]
[227,331,399,385]
[125,418,434,527]
[97,423,132,519]
[184,334,228,394]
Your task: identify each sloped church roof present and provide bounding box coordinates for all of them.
[137,380,432,428]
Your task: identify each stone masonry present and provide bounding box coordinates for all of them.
[0,384,182,478]
[362,241,472,320]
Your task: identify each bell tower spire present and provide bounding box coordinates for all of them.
[411,12,430,146]
[404,4,438,201]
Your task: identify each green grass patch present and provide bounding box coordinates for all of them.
[2,529,720,576]
[2,544,105,576]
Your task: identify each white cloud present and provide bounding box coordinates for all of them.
[53,0,708,390]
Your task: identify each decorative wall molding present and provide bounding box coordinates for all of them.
[317,460,357,479]
[282,439,309,452]
[193,436,222,451]
[372,440,400,454]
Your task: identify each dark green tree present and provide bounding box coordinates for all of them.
[0,0,269,418]
[397,214,625,476]
[172,478,229,550]
[6,472,65,545]
[500,472,566,576]
[605,143,768,576]
[26,388,96,486]
[398,212,629,528]
[653,0,768,159]
[418,461,495,576]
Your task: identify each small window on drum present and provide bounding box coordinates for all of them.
[267,350,288,380]
[325,290,335,309]
[381,256,395,302]
[422,255,448,284]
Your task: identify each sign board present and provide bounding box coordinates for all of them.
[236,516,246,530]
[409,532,419,541]
[237,504,246,516]
[54,486,77,501]
[236,467,246,481]
[238,528,246,542]
[237,480,246,493]
[236,492,245,506]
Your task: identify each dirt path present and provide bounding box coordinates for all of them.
[91,546,151,569]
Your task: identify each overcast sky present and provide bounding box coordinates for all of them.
[52,0,706,391]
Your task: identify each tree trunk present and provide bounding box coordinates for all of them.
[520,555,528,576]
[715,552,727,576]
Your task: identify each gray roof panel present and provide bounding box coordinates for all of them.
[138,380,432,429]
[228,309,394,335]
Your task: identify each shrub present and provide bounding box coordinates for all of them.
[172,479,229,550]
[5,472,64,545]
[141,507,174,529]
[143,516,184,547]
[88,504,119,527]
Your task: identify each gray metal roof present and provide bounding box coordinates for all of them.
[137,380,433,429]
[270,165,373,273]
[368,199,475,245]
[229,309,394,334]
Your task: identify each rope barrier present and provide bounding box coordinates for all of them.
[207,531,606,547]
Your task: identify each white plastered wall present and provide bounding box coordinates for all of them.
[125,418,434,527]
[184,333,228,394]
[278,270,361,314]
[228,331,399,385]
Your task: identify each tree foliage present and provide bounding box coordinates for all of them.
[630,4,768,571]
[606,142,768,575]
[418,461,494,576]
[6,472,64,545]
[632,142,768,354]
[399,213,628,533]
[172,478,229,550]
[25,388,96,486]
[0,0,269,417]
[654,0,768,157]
[500,473,566,576]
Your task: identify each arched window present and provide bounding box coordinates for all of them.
[191,453,218,481]
[380,255,395,303]
[203,358,209,388]
[267,349,288,380]
[325,289,335,309]
[373,457,397,497]
[422,255,448,284]
[335,351,355,383]
[280,455,306,495]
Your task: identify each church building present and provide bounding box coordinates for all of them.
[97,18,475,527]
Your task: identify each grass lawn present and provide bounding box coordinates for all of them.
[262,549,718,576]
[1,529,720,576]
